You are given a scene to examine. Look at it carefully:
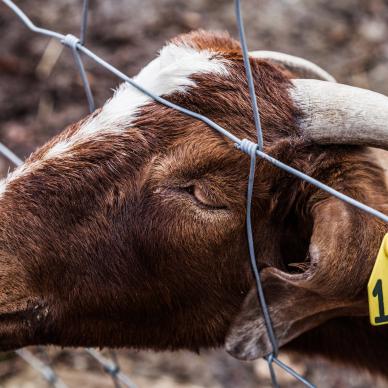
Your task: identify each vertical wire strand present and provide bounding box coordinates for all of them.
[244,146,278,356]
[234,0,264,150]
[265,355,280,388]
[80,0,89,45]
[69,44,95,112]
[77,0,95,112]
[235,0,279,383]
[235,2,316,386]
[244,143,279,387]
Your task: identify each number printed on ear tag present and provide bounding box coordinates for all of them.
[368,234,388,326]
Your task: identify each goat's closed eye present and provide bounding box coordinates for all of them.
[183,185,226,210]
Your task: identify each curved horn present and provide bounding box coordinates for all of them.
[249,50,336,83]
[291,79,388,150]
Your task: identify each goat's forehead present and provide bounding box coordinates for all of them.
[0,43,230,197]
[46,43,229,158]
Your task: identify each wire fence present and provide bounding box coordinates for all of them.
[1,0,388,387]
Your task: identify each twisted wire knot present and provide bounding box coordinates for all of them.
[61,34,80,49]
[236,138,258,158]
[265,352,275,364]
[105,364,120,375]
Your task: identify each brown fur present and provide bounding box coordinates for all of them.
[0,30,387,376]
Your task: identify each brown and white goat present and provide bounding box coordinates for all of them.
[1,30,388,376]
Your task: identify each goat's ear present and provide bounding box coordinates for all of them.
[224,269,345,360]
[225,197,374,360]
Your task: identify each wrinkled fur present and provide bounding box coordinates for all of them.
[0,30,387,376]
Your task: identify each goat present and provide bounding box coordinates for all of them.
[0,30,388,376]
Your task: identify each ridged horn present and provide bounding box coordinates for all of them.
[249,50,336,83]
[291,79,388,150]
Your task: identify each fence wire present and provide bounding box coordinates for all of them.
[15,349,68,388]
[1,0,388,387]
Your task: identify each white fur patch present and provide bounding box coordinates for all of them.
[0,163,31,198]
[45,44,228,158]
[0,43,229,197]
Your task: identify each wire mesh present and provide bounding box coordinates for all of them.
[15,349,68,388]
[1,0,388,387]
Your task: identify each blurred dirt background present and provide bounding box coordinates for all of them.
[1,0,388,387]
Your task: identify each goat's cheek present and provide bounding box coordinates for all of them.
[135,197,241,271]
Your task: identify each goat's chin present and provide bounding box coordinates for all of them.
[0,296,48,351]
[0,253,44,350]
[0,297,237,352]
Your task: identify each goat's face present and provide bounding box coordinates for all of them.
[0,30,293,351]
[1,30,387,370]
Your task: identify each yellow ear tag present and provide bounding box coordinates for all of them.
[368,234,388,326]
